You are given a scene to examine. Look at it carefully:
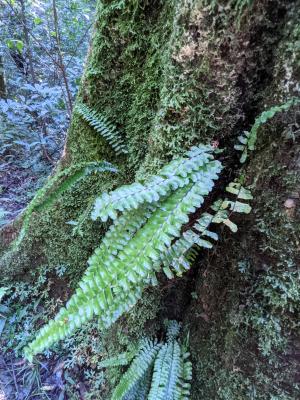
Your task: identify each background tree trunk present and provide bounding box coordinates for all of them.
[19,0,36,83]
[1,0,299,398]
[0,55,6,98]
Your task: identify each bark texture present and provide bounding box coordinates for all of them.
[0,55,6,98]
[1,1,299,398]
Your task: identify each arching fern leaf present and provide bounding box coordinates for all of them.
[235,98,299,163]
[13,161,117,248]
[76,103,128,155]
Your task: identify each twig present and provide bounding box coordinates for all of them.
[52,0,73,116]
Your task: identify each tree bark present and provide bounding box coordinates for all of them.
[1,1,299,398]
[0,55,6,98]
[19,0,36,83]
[52,0,73,116]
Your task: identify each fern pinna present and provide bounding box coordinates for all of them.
[24,145,251,360]
[99,321,192,400]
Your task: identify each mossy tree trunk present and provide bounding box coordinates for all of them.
[1,0,299,398]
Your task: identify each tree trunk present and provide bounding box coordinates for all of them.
[0,55,6,98]
[19,0,36,83]
[1,1,299,398]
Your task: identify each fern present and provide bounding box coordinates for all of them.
[159,181,253,278]
[76,103,128,155]
[24,146,221,360]
[98,346,139,369]
[92,145,216,221]
[13,161,117,248]
[111,338,161,400]
[24,146,252,361]
[235,98,300,163]
[99,321,192,400]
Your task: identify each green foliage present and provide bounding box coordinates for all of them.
[24,145,252,361]
[0,0,95,224]
[13,161,117,248]
[235,98,300,162]
[101,321,192,400]
[24,145,222,359]
[160,181,252,278]
[76,103,128,155]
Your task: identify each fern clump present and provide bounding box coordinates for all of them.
[24,146,222,359]
[76,103,128,155]
[99,321,192,400]
[24,145,252,361]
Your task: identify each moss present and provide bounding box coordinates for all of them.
[184,4,300,397]
[1,0,299,398]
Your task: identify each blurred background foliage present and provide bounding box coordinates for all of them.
[0,0,96,226]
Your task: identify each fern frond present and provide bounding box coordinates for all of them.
[166,320,181,341]
[159,182,252,277]
[92,145,218,221]
[148,341,182,400]
[110,338,161,400]
[98,350,137,368]
[76,103,128,155]
[235,98,299,163]
[13,161,117,248]
[123,369,152,400]
[178,346,192,400]
[97,322,191,400]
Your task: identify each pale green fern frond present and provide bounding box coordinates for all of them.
[123,369,152,400]
[76,103,128,155]
[92,145,217,221]
[98,349,137,368]
[99,321,191,400]
[166,320,182,341]
[24,164,221,359]
[178,346,192,400]
[148,341,182,400]
[159,181,252,278]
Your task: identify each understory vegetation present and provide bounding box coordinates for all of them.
[0,0,95,226]
[0,0,300,399]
